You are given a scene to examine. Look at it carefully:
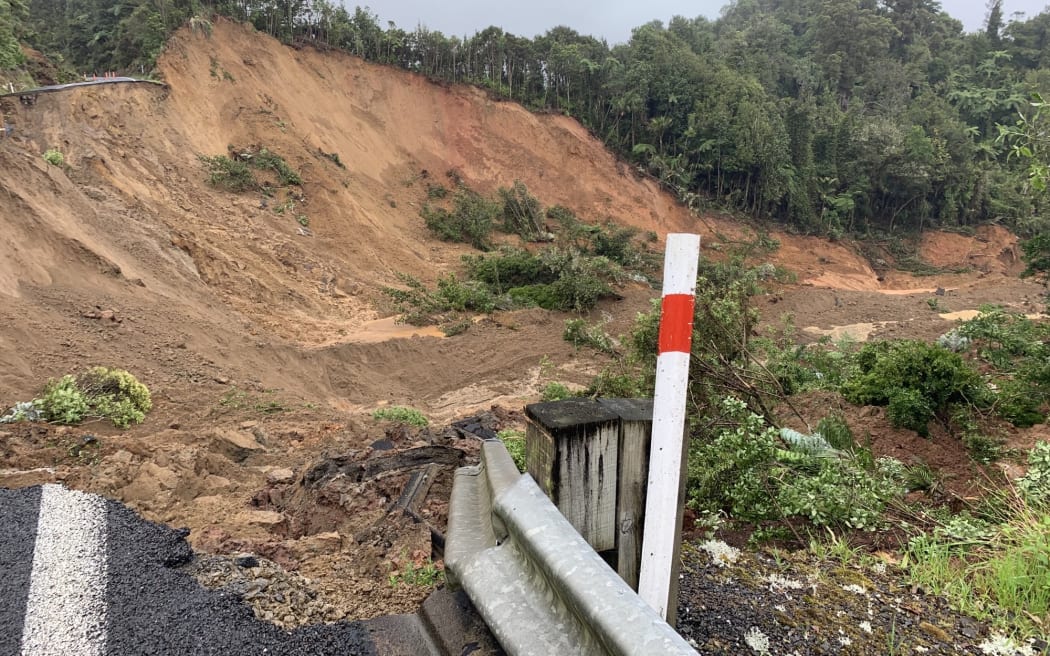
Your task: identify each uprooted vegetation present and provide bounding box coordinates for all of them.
[568,234,1050,641]
[1,367,152,428]
[383,180,654,328]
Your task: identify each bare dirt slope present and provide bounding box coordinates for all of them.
[0,19,1045,624]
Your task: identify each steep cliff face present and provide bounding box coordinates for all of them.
[0,18,1028,405]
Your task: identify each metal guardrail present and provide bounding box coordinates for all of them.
[445,440,699,656]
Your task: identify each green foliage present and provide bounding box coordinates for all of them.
[0,401,43,423]
[0,0,27,69]
[498,180,544,240]
[250,148,301,186]
[42,149,64,167]
[463,248,556,292]
[842,340,988,436]
[540,382,572,402]
[388,556,442,587]
[421,187,500,250]
[906,495,1050,640]
[497,429,526,472]
[563,317,616,354]
[956,308,1050,426]
[382,272,496,326]
[425,183,448,199]
[200,148,301,192]
[199,155,255,192]
[687,397,904,530]
[36,375,88,424]
[35,368,151,428]
[1017,441,1050,508]
[372,405,428,427]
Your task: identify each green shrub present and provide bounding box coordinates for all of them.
[36,375,89,424]
[199,154,255,191]
[590,222,641,267]
[372,406,429,427]
[35,368,151,428]
[382,273,495,326]
[842,340,988,437]
[42,149,65,167]
[463,248,556,292]
[200,147,302,191]
[1018,441,1050,508]
[498,180,544,240]
[539,249,620,312]
[507,284,560,309]
[563,318,616,354]
[540,382,572,402]
[688,397,905,530]
[251,148,301,186]
[498,429,526,472]
[422,187,499,250]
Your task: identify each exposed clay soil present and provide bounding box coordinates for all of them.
[1,18,1047,631]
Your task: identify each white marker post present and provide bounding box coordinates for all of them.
[638,233,700,623]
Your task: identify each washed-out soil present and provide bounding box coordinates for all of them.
[1,17,1048,654]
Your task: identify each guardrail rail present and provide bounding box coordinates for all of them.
[445,440,699,656]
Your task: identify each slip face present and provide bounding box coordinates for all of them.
[21,484,108,656]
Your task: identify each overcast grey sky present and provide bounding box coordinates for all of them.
[367,1,1050,44]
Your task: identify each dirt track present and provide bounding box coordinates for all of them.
[0,18,1046,623]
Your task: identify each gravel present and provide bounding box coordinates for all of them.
[676,541,1047,656]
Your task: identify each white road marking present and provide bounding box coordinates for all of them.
[20,484,108,656]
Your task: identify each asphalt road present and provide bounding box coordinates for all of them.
[0,484,501,656]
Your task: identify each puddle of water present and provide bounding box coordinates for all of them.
[342,316,445,343]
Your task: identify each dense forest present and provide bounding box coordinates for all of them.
[2,0,1049,238]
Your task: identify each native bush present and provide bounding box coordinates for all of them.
[462,248,556,292]
[563,317,616,354]
[199,154,255,191]
[1018,441,1050,508]
[372,406,428,427]
[688,398,905,530]
[842,340,988,436]
[35,368,151,428]
[251,148,302,186]
[200,147,301,192]
[382,272,495,326]
[498,180,544,240]
[421,187,500,250]
[42,149,65,167]
[36,375,89,424]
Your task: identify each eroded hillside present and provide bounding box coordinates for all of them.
[0,17,1045,626]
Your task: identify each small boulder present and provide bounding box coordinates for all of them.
[210,429,266,462]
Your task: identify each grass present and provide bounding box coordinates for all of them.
[217,387,289,414]
[388,556,443,587]
[371,405,429,427]
[904,490,1050,640]
[498,429,526,472]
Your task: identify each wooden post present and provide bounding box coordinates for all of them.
[597,398,653,591]
[525,399,620,551]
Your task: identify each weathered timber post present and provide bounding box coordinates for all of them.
[598,398,654,591]
[525,398,620,551]
[524,398,655,588]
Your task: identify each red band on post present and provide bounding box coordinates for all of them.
[657,294,695,354]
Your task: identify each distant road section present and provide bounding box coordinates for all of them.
[0,78,165,98]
